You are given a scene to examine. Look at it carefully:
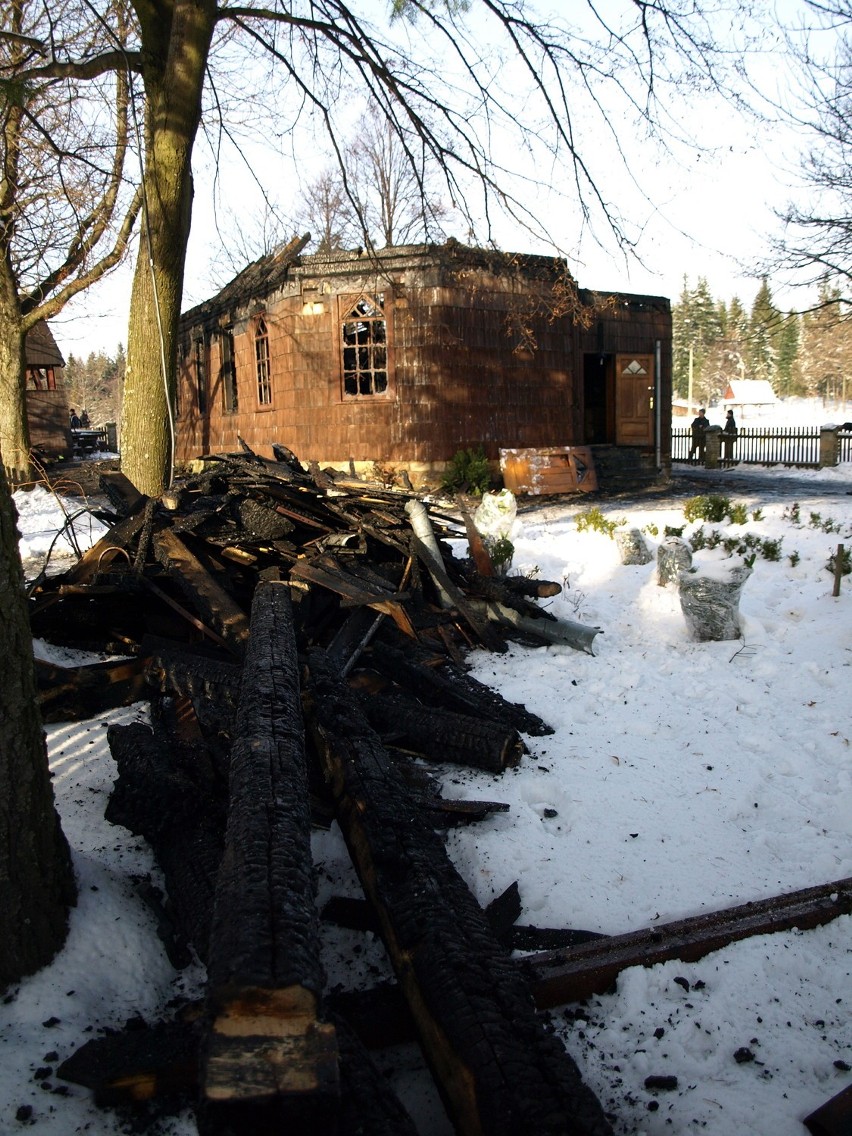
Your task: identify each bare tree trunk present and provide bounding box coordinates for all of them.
[0,464,76,991]
[120,0,217,497]
[0,259,31,487]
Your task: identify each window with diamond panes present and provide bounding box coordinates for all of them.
[342,294,388,396]
[255,317,272,405]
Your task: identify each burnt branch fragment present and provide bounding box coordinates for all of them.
[365,641,554,737]
[305,649,613,1136]
[361,687,526,772]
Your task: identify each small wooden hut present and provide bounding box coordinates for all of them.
[176,239,672,488]
[26,321,69,459]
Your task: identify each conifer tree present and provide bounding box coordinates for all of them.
[747,277,781,385]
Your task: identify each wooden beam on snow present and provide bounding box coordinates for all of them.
[524,876,852,1009]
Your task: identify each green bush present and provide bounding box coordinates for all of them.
[441,446,491,496]
[575,507,626,538]
[728,503,749,525]
[684,494,731,524]
[486,535,515,571]
[761,537,783,562]
[664,524,685,538]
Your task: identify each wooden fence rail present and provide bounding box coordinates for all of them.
[672,426,852,468]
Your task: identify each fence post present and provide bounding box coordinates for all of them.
[704,428,721,469]
[819,427,839,469]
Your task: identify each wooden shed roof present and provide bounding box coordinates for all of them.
[26,320,65,368]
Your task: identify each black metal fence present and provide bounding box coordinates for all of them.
[672,426,852,468]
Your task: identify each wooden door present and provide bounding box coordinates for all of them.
[615,354,654,445]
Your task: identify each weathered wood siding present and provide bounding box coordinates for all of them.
[28,390,71,458]
[175,247,668,474]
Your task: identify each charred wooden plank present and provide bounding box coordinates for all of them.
[459,568,560,622]
[366,641,554,736]
[98,470,146,517]
[56,1014,202,1105]
[139,574,233,651]
[484,880,522,940]
[203,582,336,1121]
[420,795,511,827]
[105,721,226,963]
[524,876,852,1009]
[291,555,416,640]
[459,501,495,576]
[332,1014,420,1136]
[143,639,242,737]
[151,528,250,655]
[804,1083,852,1136]
[362,689,525,773]
[36,655,149,722]
[305,650,612,1136]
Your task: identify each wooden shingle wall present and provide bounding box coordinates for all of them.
[175,247,669,477]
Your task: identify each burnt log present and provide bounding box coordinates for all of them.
[305,650,612,1136]
[202,582,336,1125]
[58,1010,418,1136]
[362,688,525,772]
[105,721,226,963]
[366,641,554,736]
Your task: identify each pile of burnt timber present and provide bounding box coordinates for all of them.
[32,452,852,1133]
[31,451,613,1134]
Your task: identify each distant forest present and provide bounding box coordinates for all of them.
[674,278,851,409]
[62,345,125,428]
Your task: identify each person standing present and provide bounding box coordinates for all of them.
[80,409,90,428]
[69,408,81,429]
[688,407,709,463]
[722,409,738,465]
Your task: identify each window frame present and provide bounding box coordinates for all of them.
[220,327,238,414]
[194,336,207,414]
[340,292,391,400]
[255,316,272,407]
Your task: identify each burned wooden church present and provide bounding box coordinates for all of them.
[176,237,672,487]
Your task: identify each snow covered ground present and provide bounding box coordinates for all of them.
[2,456,851,1136]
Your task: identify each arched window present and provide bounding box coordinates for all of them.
[341,294,388,397]
[221,328,238,413]
[194,338,207,413]
[255,317,272,405]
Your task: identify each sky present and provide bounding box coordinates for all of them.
[3,427,851,1134]
[51,0,826,361]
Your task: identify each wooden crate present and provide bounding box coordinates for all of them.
[499,446,598,495]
